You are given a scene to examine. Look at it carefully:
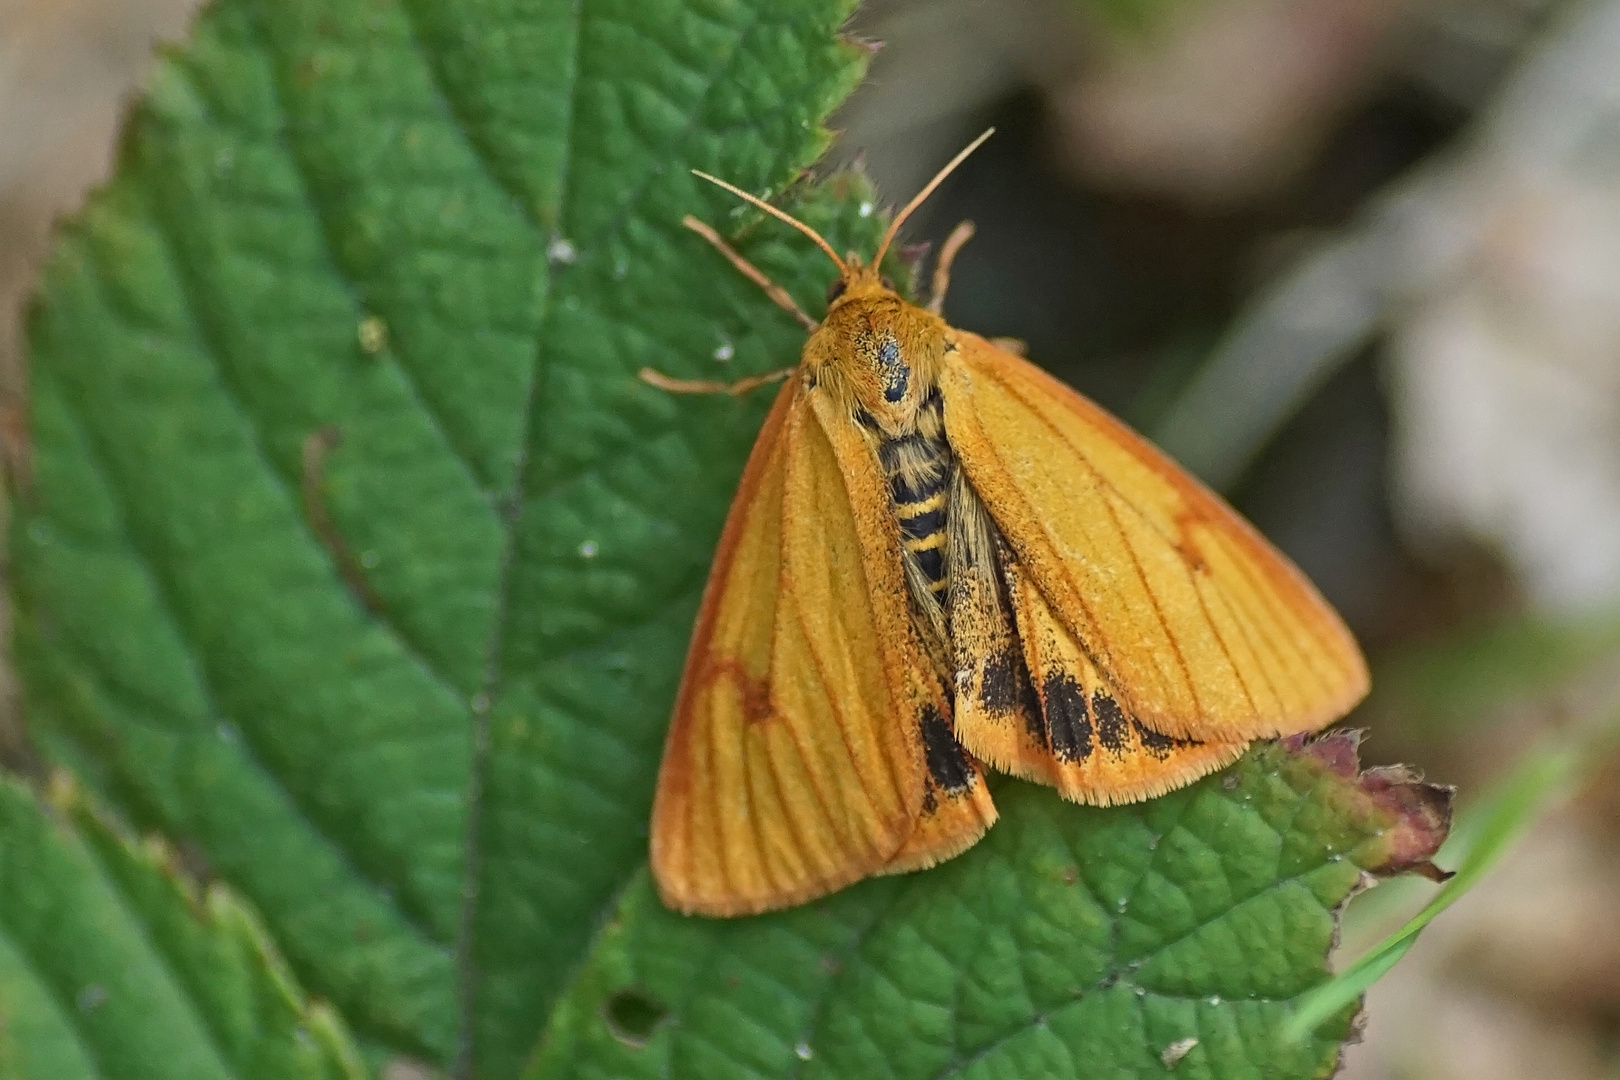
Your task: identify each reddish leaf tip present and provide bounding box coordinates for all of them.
[1285,729,1454,877]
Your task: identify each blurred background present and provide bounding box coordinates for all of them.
[3,0,1619,1076]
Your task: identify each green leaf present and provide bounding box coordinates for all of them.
[525,739,1448,1080]
[11,0,884,1073]
[0,774,365,1080]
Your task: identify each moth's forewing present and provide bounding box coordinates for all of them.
[652,382,914,916]
[804,390,997,877]
[653,374,994,916]
[940,333,1369,743]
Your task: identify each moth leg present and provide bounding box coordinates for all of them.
[927,220,976,315]
[639,366,794,397]
[684,215,819,332]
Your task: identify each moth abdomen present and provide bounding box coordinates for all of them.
[896,485,949,594]
[878,391,955,600]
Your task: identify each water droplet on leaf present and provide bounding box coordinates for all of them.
[547,237,578,264]
[358,315,388,355]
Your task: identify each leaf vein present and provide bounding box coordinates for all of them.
[44,364,449,957]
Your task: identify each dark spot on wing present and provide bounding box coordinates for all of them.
[973,644,1048,745]
[1042,674,1093,763]
[987,546,1048,746]
[1132,719,1192,761]
[978,650,1019,713]
[1092,691,1128,753]
[1020,667,1048,749]
[712,660,773,725]
[920,704,972,793]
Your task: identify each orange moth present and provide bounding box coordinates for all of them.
[645,131,1369,917]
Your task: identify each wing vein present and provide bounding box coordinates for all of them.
[989,364,1198,563]
[704,710,733,903]
[1097,486,1204,721]
[770,469,866,846]
[1199,567,1274,715]
[789,594,886,828]
[759,731,815,889]
[1179,548,1259,716]
[1218,533,1338,700]
[737,725,771,897]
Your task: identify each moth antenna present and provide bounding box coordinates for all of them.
[873,128,994,269]
[928,220,975,315]
[691,171,848,275]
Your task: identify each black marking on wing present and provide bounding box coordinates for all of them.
[1020,670,1048,749]
[920,704,973,793]
[978,650,1019,713]
[1132,719,1194,761]
[1092,691,1129,753]
[1042,674,1094,763]
[979,646,1050,750]
[985,540,1050,748]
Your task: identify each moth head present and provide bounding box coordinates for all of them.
[690,128,994,323]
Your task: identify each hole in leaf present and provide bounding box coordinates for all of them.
[603,988,668,1048]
